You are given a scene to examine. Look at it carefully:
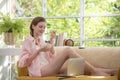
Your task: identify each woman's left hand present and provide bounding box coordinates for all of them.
[50,30,56,39]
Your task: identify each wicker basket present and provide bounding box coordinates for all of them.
[4,32,14,45]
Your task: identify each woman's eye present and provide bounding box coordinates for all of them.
[39,26,42,28]
[39,26,45,29]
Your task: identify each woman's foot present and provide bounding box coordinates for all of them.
[91,68,111,76]
[96,68,118,76]
[110,69,118,76]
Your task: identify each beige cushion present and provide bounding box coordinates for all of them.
[73,47,120,68]
[55,47,120,68]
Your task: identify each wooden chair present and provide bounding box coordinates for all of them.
[16,62,59,80]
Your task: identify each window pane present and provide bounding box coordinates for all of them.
[47,0,80,16]
[85,0,120,15]
[15,0,42,17]
[84,16,120,47]
[85,17,120,39]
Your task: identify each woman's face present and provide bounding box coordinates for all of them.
[32,21,46,37]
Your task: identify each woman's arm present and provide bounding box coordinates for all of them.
[27,43,51,65]
[19,41,49,67]
[19,38,46,67]
[25,48,41,66]
[50,30,56,45]
[19,38,33,67]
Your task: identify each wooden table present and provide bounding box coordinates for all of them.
[60,75,117,80]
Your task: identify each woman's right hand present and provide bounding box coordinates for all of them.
[39,43,53,52]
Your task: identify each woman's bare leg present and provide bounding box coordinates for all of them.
[95,68,118,76]
[58,61,117,76]
[41,47,78,76]
[58,60,68,74]
[41,47,112,76]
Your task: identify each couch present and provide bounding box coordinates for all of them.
[17,47,120,80]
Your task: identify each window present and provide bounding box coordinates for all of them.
[9,0,120,47]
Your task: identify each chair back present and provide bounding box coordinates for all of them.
[118,68,120,80]
[17,62,29,76]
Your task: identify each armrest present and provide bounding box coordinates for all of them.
[17,76,59,80]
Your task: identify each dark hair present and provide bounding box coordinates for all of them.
[30,17,46,37]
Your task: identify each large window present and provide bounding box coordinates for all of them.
[1,0,120,47]
[15,0,120,47]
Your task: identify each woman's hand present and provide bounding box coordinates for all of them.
[50,30,56,39]
[50,30,56,45]
[39,43,53,52]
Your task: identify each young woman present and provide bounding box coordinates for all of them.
[18,17,117,77]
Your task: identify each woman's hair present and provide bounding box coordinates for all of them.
[30,17,46,37]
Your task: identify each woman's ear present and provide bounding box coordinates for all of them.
[32,25,35,30]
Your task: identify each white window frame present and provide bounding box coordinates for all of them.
[14,0,120,47]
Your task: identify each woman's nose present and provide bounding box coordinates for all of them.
[42,28,45,30]
[41,28,45,31]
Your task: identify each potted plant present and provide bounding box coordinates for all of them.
[0,15,25,45]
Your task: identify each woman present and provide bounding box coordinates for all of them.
[18,17,116,77]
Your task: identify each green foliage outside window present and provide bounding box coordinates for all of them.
[85,0,120,47]
[14,0,120,47]
[47,0,80,16]
[16,0,42,17]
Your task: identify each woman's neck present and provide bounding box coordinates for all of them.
[33,33,40,39]
[33,34,41,45]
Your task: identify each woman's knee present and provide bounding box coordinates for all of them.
[63,47,73,54]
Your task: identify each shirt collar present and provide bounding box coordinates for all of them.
[29,35,35,42]
[28,35,42,42]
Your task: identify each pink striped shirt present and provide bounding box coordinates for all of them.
[18,36,55,77]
